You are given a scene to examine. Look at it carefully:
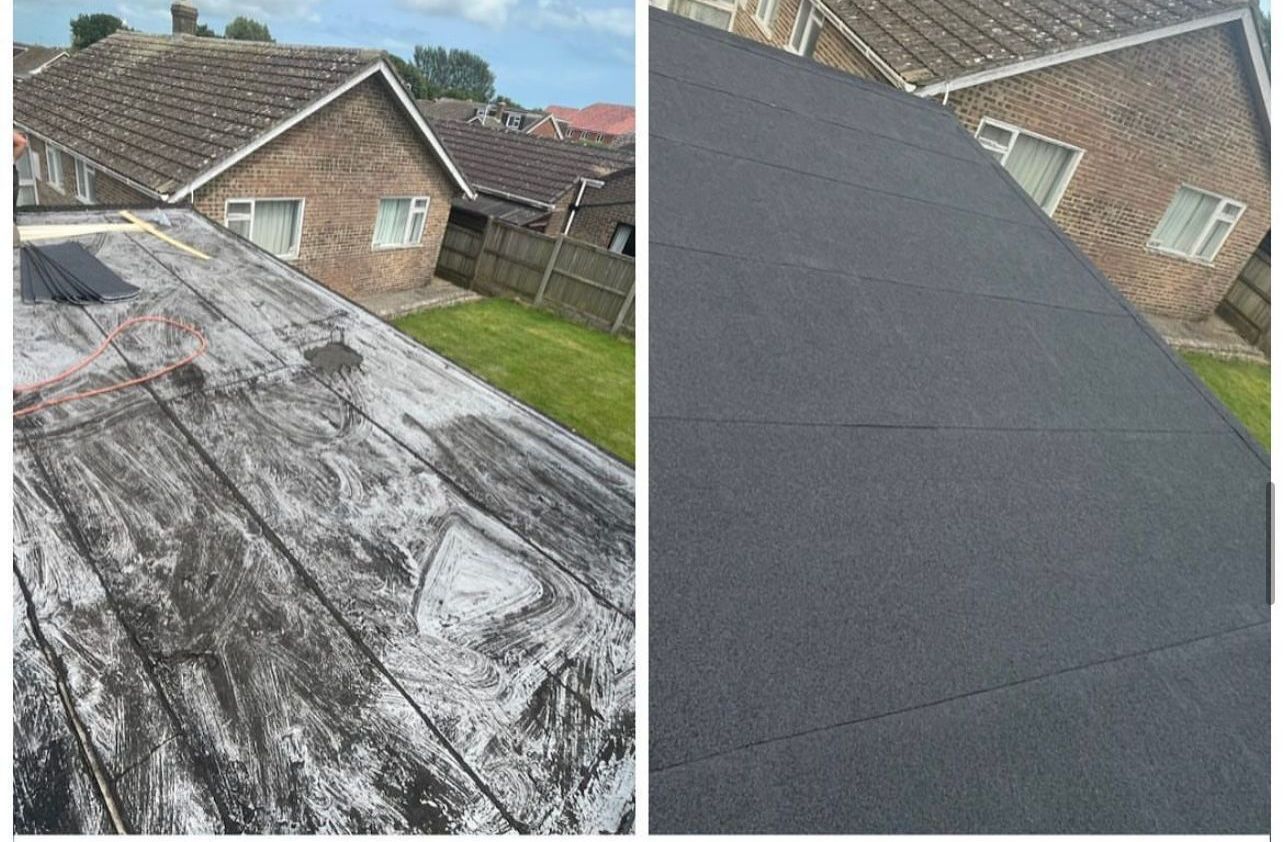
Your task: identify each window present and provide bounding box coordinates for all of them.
[656,0,736,30]
[224,198,305,259]
[789,0,824,57]
[16,150,37,206]
[505,112,523,130]
[372,197,429,248]
[45,145,63,192]
[609,223,636,257]
[1148,186,1244,264]
[975,118,1082,215]
[74,157,96,203]
[754,0,780,27]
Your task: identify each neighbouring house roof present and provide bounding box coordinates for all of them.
[811,0,1268,108]
[452,193,553,226]
[545,102,636,136]
[14,32,474,201]
[13,44,68,78]
[430,117,633,208]
[578,166,635,210]
[650,11,1267,833]
[13,206,635,833]
[417,97,487,121]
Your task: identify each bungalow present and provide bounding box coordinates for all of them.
[430,118,633,234]
[657,0,1270,321]
[14,1,475,300]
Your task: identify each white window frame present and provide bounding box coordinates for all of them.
[653,0,737,31]
[609,222,635,255]
[44,144,64,193]
[975,116,1083,216]
[754,0,780,30]
[74,156,95,204]
[223,197,306,260]
[504,112,523,130]
[789,0,825,57]
[1147,184,1245,265]
[371,195,431,250]
[16,150,38,207]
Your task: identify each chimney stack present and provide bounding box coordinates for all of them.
[171,1,198,35]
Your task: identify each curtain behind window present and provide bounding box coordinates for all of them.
[1004,135,1073,212]
[253,200,301,256]
[1152,188,1219,254]
[374,199,411,246]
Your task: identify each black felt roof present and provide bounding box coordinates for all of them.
[649,10,1269,833]
[430,117,633,207]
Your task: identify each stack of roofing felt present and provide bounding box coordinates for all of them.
[19,242,139,304]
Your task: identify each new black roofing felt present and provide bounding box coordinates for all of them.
[13,208,634,834]
[649,11,1268,834]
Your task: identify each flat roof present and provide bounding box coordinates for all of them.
[649,11,1268,833]
[13,207,635,833]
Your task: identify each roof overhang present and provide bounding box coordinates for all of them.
[12,123,168,201]
[912,7,1270,123]
[474,185,557,210]
[813,1,914,91]
[167,59,477,202]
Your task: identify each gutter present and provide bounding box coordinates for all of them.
[474,185,557,211]
[814,0,915,91]
[15,123,168,203]
[562,177,605,235]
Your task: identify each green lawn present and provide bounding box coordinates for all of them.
[1180,351,1270,450]
[394,299,635,463]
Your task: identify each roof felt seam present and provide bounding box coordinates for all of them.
[649,616,1270,775]
[651,413,1233,435]
[652,241,1128,316]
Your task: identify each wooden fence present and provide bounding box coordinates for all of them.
[437,218,635,336]
[1217,236,1270,356]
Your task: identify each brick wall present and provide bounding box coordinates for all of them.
[191,75,461,299]
[543,184,581,236]
[26,135,154,206]
[733,0,884,81]
[569,169,635,249]
[947,23,1269,320]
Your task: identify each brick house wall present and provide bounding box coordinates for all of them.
[191,75,460,298]
[26,136,154,206]
[946,22,1269,319]
[569,169,635,249]
[733,0,884,81]
[543,185,581,236]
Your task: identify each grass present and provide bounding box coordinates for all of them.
[394,298,635,463]
[1180,351,1270,450]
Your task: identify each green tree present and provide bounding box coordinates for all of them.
[413,45,496,102]
[224,16,273,42]
[386,53,433,99]
[69,13,128,50]
[195,23,219,37]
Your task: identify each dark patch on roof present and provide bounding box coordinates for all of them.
[430,117,633,207]
[649,11,1268,833]
[13,207,634,833]
[818,0,1251,85]
[14,33,382,195]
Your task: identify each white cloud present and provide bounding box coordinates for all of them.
[398,0,521,26]
[533,0,632,38]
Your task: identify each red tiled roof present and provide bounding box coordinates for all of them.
[545,102,635,136]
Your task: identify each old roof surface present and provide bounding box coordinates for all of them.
[13,44,67,78]
[818,0,1252,85]
[14,32,382,196]
[650,11,1268,833]
[13,207,634,833]
[430,117,633,206]
[417,97,486,121]
[546,103,636,135]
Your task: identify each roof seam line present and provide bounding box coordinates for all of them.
[651,618,1270,775]
[650,413,1236,436]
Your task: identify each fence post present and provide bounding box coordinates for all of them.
[470,218,493,291]
[611,276,636,335]
[534,234,565,306]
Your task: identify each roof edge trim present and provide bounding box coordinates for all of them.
[13,123,167,201]
[168,60,477,202]
[814,1,914,91]
[476,185,557,210]
[914,7,1269,123]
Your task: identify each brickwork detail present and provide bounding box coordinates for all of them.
[569,169,635,249]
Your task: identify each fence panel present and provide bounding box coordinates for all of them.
[1217,240,1271,355]
[436,224,483,284]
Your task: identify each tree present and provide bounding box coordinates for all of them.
[195,23,219,37]
[413,45,495,102]
[224,16,273,42]
[386,53,432,99]
[70,13,128,50]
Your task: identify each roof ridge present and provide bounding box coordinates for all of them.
[110,30,380,57]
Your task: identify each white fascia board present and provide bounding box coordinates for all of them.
[13,122,166,201]
[169,59,477,203]
[914,7,1266,124]
[476,186,556,210]
[814,0,914,91]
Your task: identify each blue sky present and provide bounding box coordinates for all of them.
[13,0,635,108]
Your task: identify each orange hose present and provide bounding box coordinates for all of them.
[14,315,208,419]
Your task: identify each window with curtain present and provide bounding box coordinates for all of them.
[1149,186,1244,263]
[661,0,735,30]
[975,118,1082,215]
[74,158,96,203]
[224,198,304,258]
[790,0,824,57]
[755,0,780,27]
[45,145,63,192]
[16,151,37,206]
[373,197,429,248]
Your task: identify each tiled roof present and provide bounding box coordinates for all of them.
[820,0,1252,86]
[429,117,633,206]
[13,44,67,78]
[417,97,486,121]
[545,102,636,135]
[14,32,382,196]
